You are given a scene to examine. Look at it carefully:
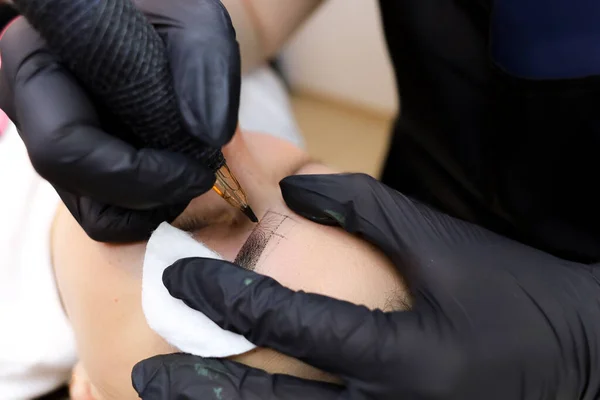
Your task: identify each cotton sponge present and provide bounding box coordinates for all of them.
[142,222,256,358]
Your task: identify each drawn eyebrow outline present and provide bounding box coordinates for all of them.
[234,211,289,271]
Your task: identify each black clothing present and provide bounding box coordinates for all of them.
[378,0,600,263]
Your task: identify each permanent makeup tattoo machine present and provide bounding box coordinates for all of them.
[12,0,258,223]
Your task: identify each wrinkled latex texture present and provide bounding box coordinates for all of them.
[0,0,241,242]
[132,174,600,400]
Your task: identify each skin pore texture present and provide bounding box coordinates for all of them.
[51,129,409,400]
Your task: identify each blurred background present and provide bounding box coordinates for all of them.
[277,0,397,177]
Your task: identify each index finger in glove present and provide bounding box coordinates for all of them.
[132,353,342,400]
[139,0,241,148]
[162,258,422,381]
[280,173,494,282]
[1,19,215,209]
[280,174,431,263]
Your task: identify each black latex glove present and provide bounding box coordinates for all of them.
[0,0,240,242]
[132,173,600,400]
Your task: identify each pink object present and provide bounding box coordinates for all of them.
[0,110,8,137]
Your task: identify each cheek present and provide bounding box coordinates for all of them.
[53,205,147,313]
[53,205,168,399]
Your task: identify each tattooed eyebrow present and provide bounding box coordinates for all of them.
[234,211,289,271]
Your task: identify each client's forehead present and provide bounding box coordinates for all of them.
[245,211,407,312]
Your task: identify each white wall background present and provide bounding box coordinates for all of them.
[280,0,398,115]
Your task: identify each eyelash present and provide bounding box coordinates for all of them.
[176,214,209,233]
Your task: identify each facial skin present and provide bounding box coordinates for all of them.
[51,130,409,400]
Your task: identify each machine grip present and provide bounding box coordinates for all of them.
[12,0,224,170]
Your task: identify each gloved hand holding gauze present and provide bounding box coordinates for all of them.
[142,222,256,357]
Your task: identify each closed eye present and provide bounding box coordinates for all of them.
[173,213,211,233]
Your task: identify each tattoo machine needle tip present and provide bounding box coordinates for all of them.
[242,205,259,223]
[212,163,259,223]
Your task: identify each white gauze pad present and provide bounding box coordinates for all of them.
[142,222,256,358]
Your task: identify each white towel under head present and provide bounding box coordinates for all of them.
[142,222,256,358]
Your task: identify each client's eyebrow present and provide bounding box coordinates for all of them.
[234,211,288,271]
